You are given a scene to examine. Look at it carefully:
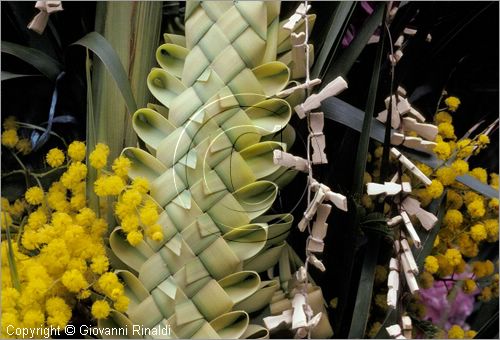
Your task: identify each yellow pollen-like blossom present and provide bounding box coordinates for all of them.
[113,295,130,312]
[451,159,469,176]
[139,203,159,227]
[67,141,86,162]
[89,143,110,169]
[472,260,494,278]
[94,175,125,196]
[434,111,453,124]
[61,162,88,190]
[436,167,456,186]
[424,256,439,273]
[456,139,474,159]
[90,255,109,274]
[470,223,487,242]
[447,325,465,339]
[61,269,88,293]
[478,134,490,145]
[15,138,32,155]
[438,122,455,139]
[112,155,132,178]
[444,96,461,111]
[96,272,122,297]
[444,248,462,266]
[121,189,142,208]
[467,199,485,218]
[433,141,451,160]
[46,148,65,168]
[127,230,143,246]
[25,187,44,205]
[3,116,17,130]
[447,190,463,210]
[470,167,488,183]
[1,129,19,148]
[132,177,150,194]
[463,279,477,294]
[426,180,444,199]
[443,209,463,229]
[489,198,499,210]
[91,300,110,319]
[465,330,477,339]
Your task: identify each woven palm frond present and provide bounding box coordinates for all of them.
[100,2,332,338]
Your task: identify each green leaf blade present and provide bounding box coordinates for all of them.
[322,98,499,199]
[348,4,387,338]
[324,3,385,82]
[72,31,137,114]
[311,1,356,79]
[1,41,63,81]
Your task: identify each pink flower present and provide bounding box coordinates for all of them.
[419,273,479,331]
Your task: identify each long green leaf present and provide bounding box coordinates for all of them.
[84,50,98,214]
[475,310,499,339]
[470,299,499,336]
[374,309,396,339]
[333,4,386,332]
[1,41,63,81]
[324,3,385,82]
[351,6,385,196]
[350,235,381,335]
[348,5,386,338]
[311,1,356,79]
[1,71,41,81]
[80,4,163,227]
[72,31,137,114]
[321,97,499,199]
[6,224,21,290]
[323,97,386,147]
[455,174,498,199]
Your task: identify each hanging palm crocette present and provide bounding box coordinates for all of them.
[102,1,334,338]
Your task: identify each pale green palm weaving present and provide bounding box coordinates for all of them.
[102,2,333,338]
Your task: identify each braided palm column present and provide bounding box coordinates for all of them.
[100,2,332,338]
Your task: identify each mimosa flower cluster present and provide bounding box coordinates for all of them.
[416,97,499,338]
[1,116,32,155]
[1,137,164,338]
[362,97,498,338]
